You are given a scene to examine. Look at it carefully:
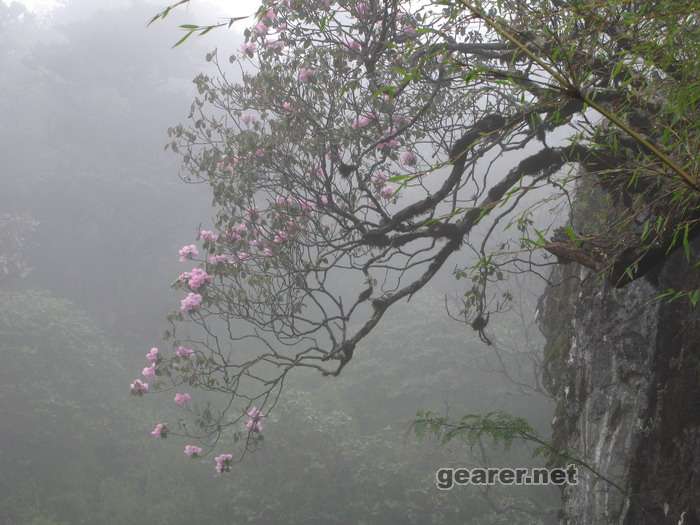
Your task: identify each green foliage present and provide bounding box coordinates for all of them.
[413,410,536,449]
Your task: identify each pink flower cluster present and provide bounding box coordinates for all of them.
[298,67,315,83]
[400,151,418,167]
[146,347,159,364]
[130,379,149,396]
[245,406,265,433]
[178,244,199,262]
[151,423,168,438]
[380,186,396,199]
[351,114,374,129]
[184,445,203,457]
[180,292,203,312]
[181,268,211,290]
[142,363,156,379]
[241,113,259,126]
[214,453,233,473]
[344,37,362,51]
[176,346,194,359]
[199,230,218,242]
[240,41,256,57]
[174,392,192,407]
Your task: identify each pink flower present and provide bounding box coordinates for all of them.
[380,185,396,199]
[298,199,316,211]
[351,114,373,129]
[199,230,218,242]
[254,21,269,36]
[130,379,149,396]
[355,1,369,17]
[372,171,389,189]
[142,364,156,379]
[174,392,192,407]
[244,406,265,433]
[319,195,330,206]
[262,248,274,257]
[265,39,285,52]
[273,231,288,244]
[256,148,265,158]
[184,445,203,457]
[298,67,315,83]
[176,346,194,359]
[344,38,361,51]
[187,268,211,290]
[377,138,400,151]
[263,8,277,22]
[282,101,293,112]
[400,151,417,167]
[240,41,256,57]
[146,347,159,364]
[208,254,229,265]
[241,113,258,126]
[401,24,418,38]
[180,292,203,312]
[179,244,199,262]
[214,453,234,473]
[151,423,168,438]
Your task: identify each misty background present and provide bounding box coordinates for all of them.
[0,1,557,523]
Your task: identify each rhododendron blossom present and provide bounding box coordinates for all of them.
[142,364,156,378]
[241,113,258,126]
[214,453,233,474]
[199,230,218,242]
[240,41,256,57]
[351,114,373,129]
[151,423,168,438]
[146,347,159,364]
[297,67,315,83]
[266,39,285,52]
[174,392,192,407]
[184,445,203,457]
[130,379,149,396]
[178,244,198,262]
[180,292,202,312]
[187,268,211,290]
[176,346,194,359]
[380,185,396,200]
[262,8,276,22]
[244,406,265,433]
[400,151,418,167]
[254,21,268,36]
[208,254,228,265]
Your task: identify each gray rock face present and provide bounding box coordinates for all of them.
[540,249,700,524]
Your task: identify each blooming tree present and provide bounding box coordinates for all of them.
[135,0,700,470]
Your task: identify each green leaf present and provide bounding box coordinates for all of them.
[173,30,195,48]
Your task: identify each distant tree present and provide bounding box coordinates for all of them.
[0,212,37,285]
[138,0,700,465]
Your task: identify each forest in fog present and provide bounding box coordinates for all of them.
[1,1,699,524]
[0,2,556,523]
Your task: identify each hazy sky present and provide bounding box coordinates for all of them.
[15,0,262,18]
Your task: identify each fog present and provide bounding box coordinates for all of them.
[0,2,558,523]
